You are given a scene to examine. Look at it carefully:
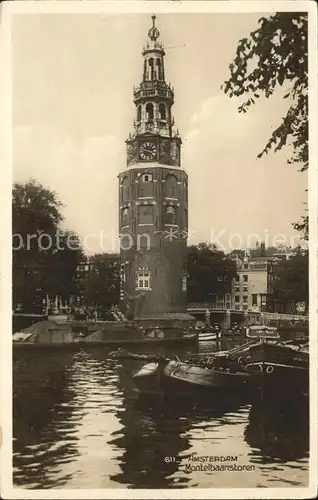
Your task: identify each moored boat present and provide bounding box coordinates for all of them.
[198,330,222,342]
[133,357,250,400]
[13,320,198,348]
[162,360,249,399]
[133,358,170,395]
[244,339,309,401]
[245,325,279,340]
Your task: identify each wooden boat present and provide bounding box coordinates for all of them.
[162,360,249,398]
[13,319,198,349]
[244,339,309,400]
[245,325,279,340]
[198,330,222,342]
[12,312,48,333]
[133,358,170,395]
[133,358,249,399]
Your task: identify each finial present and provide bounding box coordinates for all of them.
[148,14,160,42]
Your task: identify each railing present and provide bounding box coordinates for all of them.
[187,304,309,321]
[134,87,174,102]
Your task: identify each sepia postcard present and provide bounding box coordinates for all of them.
[0,1,317,499]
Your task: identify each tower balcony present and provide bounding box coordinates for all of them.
[133,84,174,104]
[135,121,172,137]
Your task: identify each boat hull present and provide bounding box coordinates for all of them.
[13,333,198,350]
[133,360,250,401]
[245,341,309,401]
[198,331,222,342]
[133,362,163,395]
[162,361,249,399]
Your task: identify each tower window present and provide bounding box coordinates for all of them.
[122,207,129,226]
[182,276,187,291]
[156,58,162,80]
[159,103,166,120]
[139,173,153,197]
[164,205,176,225]
[148,58,154,80]
[138,205,153,224]
[146,103,154,121]
[243,275,248,282]
[137,271,151,290]
[165,174,177,198]
[143,60,147,80]
[121,176,129,203]
[140,173,153,183]
[137,105,142,122]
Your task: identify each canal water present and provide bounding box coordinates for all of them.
[13,340,309,490]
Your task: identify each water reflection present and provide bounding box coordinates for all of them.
[13,344,309,489]
[245,398,309,464]
[13,350,80,488]
[111,360,249,488]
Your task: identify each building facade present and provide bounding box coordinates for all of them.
[232,255,274,312]
[118,17,189,320]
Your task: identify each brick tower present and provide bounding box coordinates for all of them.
[118,16,191,325]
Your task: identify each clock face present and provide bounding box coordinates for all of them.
[139,141,157,161]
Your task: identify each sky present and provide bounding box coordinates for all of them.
[12,12,308,254]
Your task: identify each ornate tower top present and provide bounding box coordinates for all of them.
[148,15,160,42]
[126,16,181,166]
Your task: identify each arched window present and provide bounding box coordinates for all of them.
[164,205,176,225]
[159,103,166,120]
[138,173,153,197]
[122,207,129,226]
[146,103,154,121]
[156,58,162,80]
[137,105,142,122]
[143,60,147,80]
[122,176,129,203]
[184,179,188,203]
[148,58,154,80]
[165,174,177,198]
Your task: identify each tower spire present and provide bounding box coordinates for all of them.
[148,15,160,42]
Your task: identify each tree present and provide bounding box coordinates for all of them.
[12,179,83,311]
[82,253,120,308]
[228,249,246,263]
[222,13,308,238]
[187,243,237,303]
[49,230,84,301]
[271,250,309,313]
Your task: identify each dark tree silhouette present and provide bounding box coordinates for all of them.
[271,250,308,314]
[12,179,83,310]
[187,243,237,303]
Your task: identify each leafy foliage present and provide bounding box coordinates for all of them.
[222,13,308,238]
[12,180,83,310]
[223,13,308,170]
[187,243,237,302]
[82,253,120,308]
[271,250,308,313]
